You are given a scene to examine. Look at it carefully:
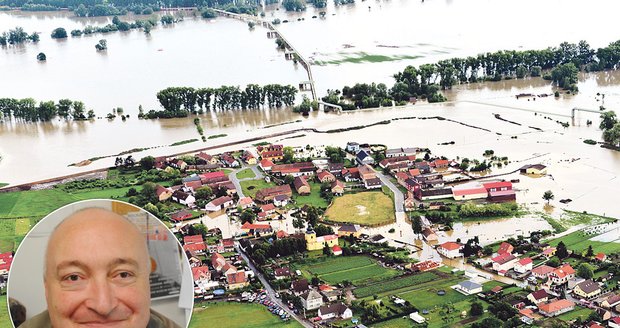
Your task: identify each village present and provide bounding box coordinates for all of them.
[0,140,619,328]
[121,140,619,328]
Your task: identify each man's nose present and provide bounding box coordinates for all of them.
[85,278,118,316]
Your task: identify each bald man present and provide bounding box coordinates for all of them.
[18,208,181,328]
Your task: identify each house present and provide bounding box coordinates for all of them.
[452,183,488,200]
[356,150,374,165]
[609,317,620,328]
[456,280,483,295]
[0,252,13,274]
[274,267,291,280]
[196,152,219,165]
[192,266,211,283]
[527,289,549,304]
[492,253,518,273]
[318,302,352,320]
[155,185,173,201]
[211,253,227,271]
[293,176,311,195]
[184,235,205,248]
[260,203,277,215]
[227,271,248,289]
[422,227,438,242]
[542,247,556,258]
[172,190,196,207]
[271,162,316,177]
[273,194,289,207]
[437,242,463,259]
[519,308,535,325]
[342,167,360,182]
[532,265,555,279]
[291,279,309,295]
[601,294,620,309]
[595,253,606,262]
[523,164,547,175]
[414,161,431,174]
[221,263,238,276]
[305,229,339,251]
[364,178,382,189]
[338,224,362,238]
[431,159,449,168]
[242,151,257,165]
[276,230,289,239]
[483,181,516,202]
[327,162,344,177]
[205,196,234,212]
[409,312,426,324]
[416,188,454,201]
[408,260,441,272]
[259,159,274,171]
[240,222,273,235]
[255,185,292,203]
[184,180,203,193]
[171,159,187,170]
[317,170,336,183]
[331,180,345,196]
[320,287,341,302]
[170,210,193,222]
[497,242,514,255]
[358,164,376,181]
[538,299,575,317]
[220,154,240,168]
[573,279,601,299]
[260,150,284,162]
[549,264,575,285]
[332,245,342,256]
[221,238,235,252]
[514,257,533,274]
[346,142,360,154]
[369,234,388,244]
[237,197,255,209]
[300,289,324,310]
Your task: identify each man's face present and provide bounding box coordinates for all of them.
[44,208,151,328]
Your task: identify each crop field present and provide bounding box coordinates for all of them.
[549,230,620,255]
[354,271,439,298]
[297,256,399,285]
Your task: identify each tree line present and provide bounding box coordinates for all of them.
[148,84,297,118]
[324,39,620,110]
[0,27,39,46]
[0,98,95,122]
[600,111,620,147]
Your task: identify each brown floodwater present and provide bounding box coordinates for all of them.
[1,2,620,220]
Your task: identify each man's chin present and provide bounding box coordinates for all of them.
[72,319,131,328]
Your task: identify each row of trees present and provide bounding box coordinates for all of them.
[246,238,307,265]
[600,111,620,147]
[150,84,297,118]
[0,98,95,122]
[0,27,39,46]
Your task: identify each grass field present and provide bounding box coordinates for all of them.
[293,181,329,208]
[190,302,302,328]
[324,191,395,226]
[236,168,256,180]
[549,230,620,255]
[296,256,399,286]
[240,179,277,198]
[14,218,31,236]
[354,272,439,298]
[555,306,594,321]
[0,295,10,328]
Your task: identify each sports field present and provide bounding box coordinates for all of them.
[296,255,399,285]
[190,302,302,328]
[324,191,395,226]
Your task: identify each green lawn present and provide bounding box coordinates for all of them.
[14,218,31,236]
[240,179,277,198]
[236,168,256,180]
[549,230,620,255]
[0,183,8,188]
[354,272,439,298]
[293,181,329,208]
[190,302,302,328]
[324,191,395,226]
[0,295,10,328]
[398,278,468,310]
[555,306,594,321]
[296,256,399,286]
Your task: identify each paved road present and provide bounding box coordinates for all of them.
[237,244,313,328]
[375,171,405,213]
[228,169,246,198]
[249,164,264,180]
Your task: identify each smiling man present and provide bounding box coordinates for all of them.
[18,208,181,328]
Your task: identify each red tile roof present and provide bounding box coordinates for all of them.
[227,271,247,284]
[332,245,342,252]
[184,243,206,253]
[538,299,574,314]
[482,181,513,190]
[260,159,274,167]
[200,170,226,180]
[440,242,462,251]
[498,242,514,255]
[184,235,204,245]
[518,257,533,265]
[241,222,272,230]
[261,204,276,212]
[453,186,488,196]
[192,266,210,281]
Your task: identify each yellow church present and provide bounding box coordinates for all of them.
[305,228,339,251]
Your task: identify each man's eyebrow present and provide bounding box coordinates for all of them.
[108,258,140,270]
[55,260,89,275]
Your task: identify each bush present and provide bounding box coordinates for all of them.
[583,139,597,145]
[50,27,67,39]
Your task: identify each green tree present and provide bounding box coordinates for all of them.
[195,186,213,200]
[51,27,67,39]
[95,39,107,51]
[37,52,46,61]
[543,190,554,204]
[470,302,483,316]
[283,146,295,163]
[556,241,569,259]
[139,156,155,170]
[411,215,423,238]
[577,263,594,279]
[586,245,594,257]
[140,182,158,205]
[603,122,620,146]
[599,111,617,131]
[143,203,159,216]
[72,101,86,119]
[240,209,256,224]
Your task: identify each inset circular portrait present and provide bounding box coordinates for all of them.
[7,199,193,328]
